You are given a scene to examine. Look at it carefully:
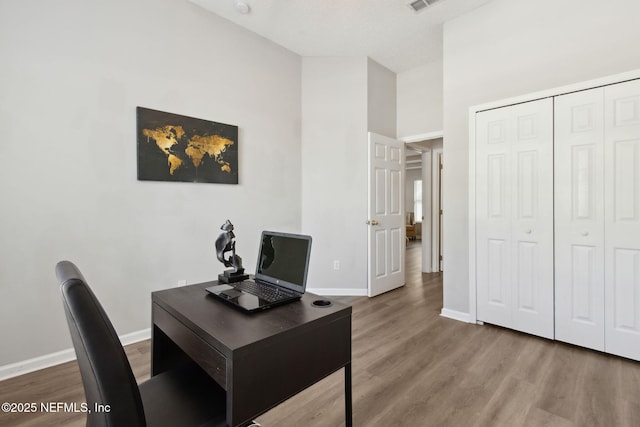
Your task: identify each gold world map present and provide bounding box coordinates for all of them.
[142,125,234,176]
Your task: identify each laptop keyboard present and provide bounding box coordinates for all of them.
[235,280,297,303]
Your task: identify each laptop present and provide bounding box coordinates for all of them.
[206,231,312,312]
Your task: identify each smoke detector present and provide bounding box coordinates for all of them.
[234,1,250,14]
[408,0,441,13]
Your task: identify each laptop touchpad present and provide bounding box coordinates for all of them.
[221,289,243,299]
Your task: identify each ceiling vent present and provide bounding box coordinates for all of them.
[408,0,441,13]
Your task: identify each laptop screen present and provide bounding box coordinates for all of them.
[255,231,312,293]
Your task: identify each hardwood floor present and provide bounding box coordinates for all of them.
[0,341,151,427]
[2,244,640,426]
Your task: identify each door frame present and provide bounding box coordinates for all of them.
[468,68,640,325]
[433,149,443,272]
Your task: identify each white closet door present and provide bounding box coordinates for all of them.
[476,99,554,338]
[604,80,640,360]
[477,106,513,329]
[510,99,554,338]
[554,88,605,351]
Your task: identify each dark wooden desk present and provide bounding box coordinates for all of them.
[151,282,352,427]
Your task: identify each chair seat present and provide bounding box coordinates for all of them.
[139,362,227,427]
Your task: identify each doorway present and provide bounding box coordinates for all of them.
[404,133,443,273]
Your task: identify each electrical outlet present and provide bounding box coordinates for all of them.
[333,260,340,270]
[177,279,187,287]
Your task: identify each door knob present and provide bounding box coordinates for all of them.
[366,220,379,226]
[581,231,589,236]
[525,229,532,234]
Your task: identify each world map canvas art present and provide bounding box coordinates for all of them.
[137,107,238,184]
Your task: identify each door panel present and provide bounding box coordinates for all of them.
[510,100,554,339]
[516,150,537,219]
[612,249,640,331]
[571,245,597,322]
[368,132,405,297]
[572,145,596,220]
[476,99,554,338]
[487,238,508,305]
[605,80,640,359]
[613,140,640,221]
[477,109,512,329]
[488,154,507,217]
[515,241,536,311]
[375,229,387,277]
[390,228,402,273]
[390,168,402,215]
[554,88,605,351]
[375,168,386,214]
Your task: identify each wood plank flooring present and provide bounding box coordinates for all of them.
[2,243,640,426]
[0,341,151,427]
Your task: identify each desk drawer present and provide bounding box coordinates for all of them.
[153,304,227,389]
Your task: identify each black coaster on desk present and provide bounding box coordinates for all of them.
[312,299,333,308]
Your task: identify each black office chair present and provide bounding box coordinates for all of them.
[56,260,227,427]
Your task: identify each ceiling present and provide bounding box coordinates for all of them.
[189,0,493,73]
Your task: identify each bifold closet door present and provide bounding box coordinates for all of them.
[476,98,554,339]
[604,79,640,361]
[554,88,605,351]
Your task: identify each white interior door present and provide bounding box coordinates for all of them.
[476,106,514,329]
[604,79,640,360]
[554,88,605,351]
[509,100,554,338]
[476,99,554,339]
[368,132,405,297]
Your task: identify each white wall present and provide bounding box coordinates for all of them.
[397,59,443,139]
[301,57,396,294]
[301,57,369,294]
[0,0,301,367]
[367,58,397,139]
[442,0,640,314]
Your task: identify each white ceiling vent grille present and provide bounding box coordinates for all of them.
[408,0,442,13]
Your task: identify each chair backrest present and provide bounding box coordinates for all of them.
[56,261,145,427]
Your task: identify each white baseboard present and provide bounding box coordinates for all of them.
[0,348,78,382]
[440,308,472,323]
[119,328,152,346]
[307,288,368,297]
[0,328,151,381]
